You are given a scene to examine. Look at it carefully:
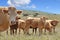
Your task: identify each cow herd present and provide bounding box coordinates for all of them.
[0,7,59,36]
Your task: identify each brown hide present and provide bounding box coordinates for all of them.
[44,21,53,33]
[44,20,59,33]
[18,19,26,34]
[0,8,9,32]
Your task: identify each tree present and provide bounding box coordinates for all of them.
[33,13,39,17]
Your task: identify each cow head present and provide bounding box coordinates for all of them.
[8,7,17,21]
[16,10,22,15]
[50,20,59,26]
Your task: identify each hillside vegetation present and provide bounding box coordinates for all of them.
[21,10,60,20]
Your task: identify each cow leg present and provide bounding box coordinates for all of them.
[49,28,52,35]
[39,29,42,36]
[10,29,13,35]
[53,27,55,33]
[25,28,30,35]
[31,28,35,35]
[39,26,44,36]
[6,30,8,35]
[19,29,20,34]
[27,29,29,35]
[12,29,14,35]
[23,29,26,34]
[23,29,25,34]
[49,31,52,35]
[32,28,34,34]
[15,29,17,35]
[35,28,37,34]
[39,29,41,36]
[10,29,14,35]
[44,28,46,35]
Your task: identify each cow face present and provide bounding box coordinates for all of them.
[8,7,17,21]
[50,20,59,26]
[11,21,16,25]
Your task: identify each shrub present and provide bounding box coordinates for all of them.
[33,13,39,17]
[23,13,29,16]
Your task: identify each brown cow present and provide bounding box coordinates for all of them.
[24,16,48,35]
[18,19,26,34]
[25,17,36,34]
[2,8,10,34]
[8,7,17,35]
[44,20,59,34]
[24,17,34,35]
[30,18,40,34]
[0,7,10,32]
[38,16,48,35]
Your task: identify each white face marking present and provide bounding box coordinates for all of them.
[8,7,17,21]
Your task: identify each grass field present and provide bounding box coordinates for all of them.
[0,26,60,40]
[0,10,60,40]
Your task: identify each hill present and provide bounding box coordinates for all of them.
[21,10,60,20]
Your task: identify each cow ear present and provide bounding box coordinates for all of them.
[3,9,8,13]
[16,10,22,14]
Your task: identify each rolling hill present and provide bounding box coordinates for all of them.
[21,10,60,20]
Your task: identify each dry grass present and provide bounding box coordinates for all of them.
[0,27,60,40]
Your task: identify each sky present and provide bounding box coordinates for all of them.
[0,0,60,14]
